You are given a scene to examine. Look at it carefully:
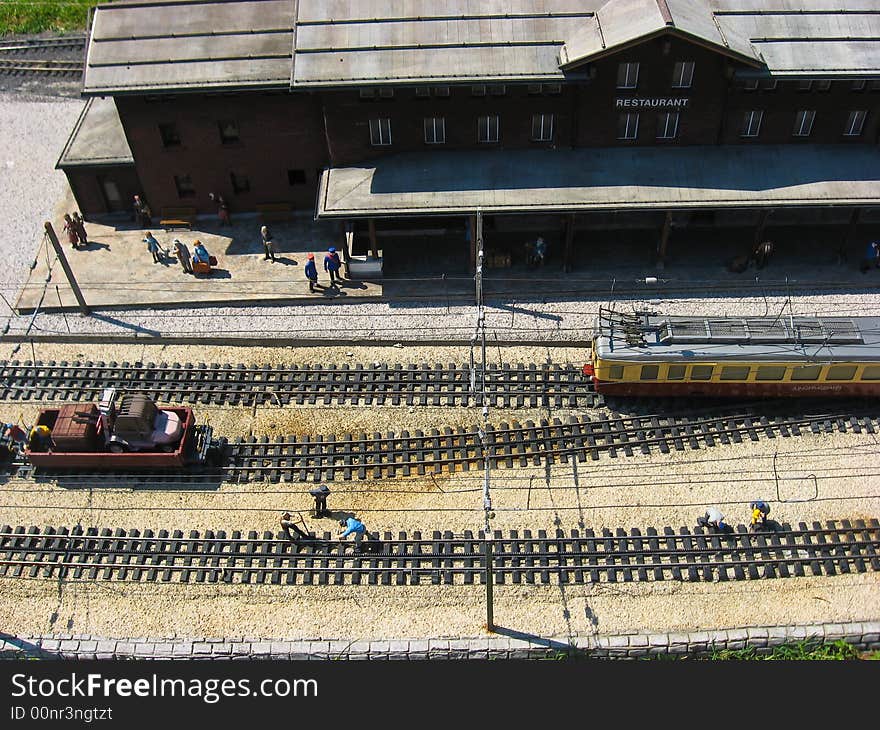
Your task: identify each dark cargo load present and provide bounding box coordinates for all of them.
[50,404,99,451]
[114,394,157,439]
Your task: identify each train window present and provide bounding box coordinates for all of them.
[862,365,880,380]
[827,365,857,381]
[756,366,786,381]
[691,365,713,380]
[640,365,659,380]
[791,365,822,381]
[608,365,624,379]
[720,366,750,380]
[667,365,686,380]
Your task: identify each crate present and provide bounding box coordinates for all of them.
[51,404,99,451]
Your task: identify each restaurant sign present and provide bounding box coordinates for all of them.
[615,98,690,109]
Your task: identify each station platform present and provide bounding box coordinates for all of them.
[14,212,880,313]
[15,213,380,313]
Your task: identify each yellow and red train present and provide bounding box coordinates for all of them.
[585,309,880,397]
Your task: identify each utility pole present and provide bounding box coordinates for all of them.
[474,208,495,631]
[44,221,90,315]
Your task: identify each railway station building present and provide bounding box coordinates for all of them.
[58,0,880,273]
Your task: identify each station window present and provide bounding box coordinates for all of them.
[741,78,759,91]
[527,83,543,95]
[793,110,816,137]
[851,80,867,92]
[861,365,880,380]
[478,115,500,143]
[230,172,250,194]
[816,80,832,91]
[173,174,195,198]
[672,61,694,89]
[217,119,240,145]
[434,86,450,97]
[691,365,714,380]
[471,85,487,96]
[667,365,686,380]
[369,118,392,146]
[740,110,763,138]
[287,169,306,185]
[359,88,377,99]
[844,110,867,137]
[424,117,446,144]
[827,365,857,381]
[797,80,813,92]
[657,112,679,139]
[791,365,822,381]
[415,87,431,98]
[159,122,181,147]
[608,365,624,379]
[544,83,562,95]
[756,366,786,381]
[378,87,394,98]
[640,365,659,380]
[720,366,750,380]
[870,81,880,91]
[489,85,507,96]
[531,113,554,142]
[760,79,778,91]
[617,112,639,140]
[617,62,639,89]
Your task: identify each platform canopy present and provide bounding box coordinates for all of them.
[316,144,880,218]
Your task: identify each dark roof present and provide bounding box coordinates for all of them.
[316,144,880,218]
[81,0,880,95]
[56,97,133,169]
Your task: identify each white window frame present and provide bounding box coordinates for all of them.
[815,80,832,91]
[618,112,640,140]
[489,84,507,96]
[741,110,763,137]
[369,117,392,146]
[793,109,816,137]
[742,78,759,91]
[851,80,867,91]
[531,113,554,142]
[433,86,450,97]
[657,112,679,139]
[797,79,813,92]
[672,61,694,89]
[471,84,486,96]
[415,86,430,98]
[478,114,500,143]
[844,110,867,136]
[760,79,778,91]
[617,62,639,89]
[423,116,446,144]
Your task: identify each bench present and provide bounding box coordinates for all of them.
[159,207,197,231]
[257,202,294,223]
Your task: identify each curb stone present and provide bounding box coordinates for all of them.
[1,621,876,660]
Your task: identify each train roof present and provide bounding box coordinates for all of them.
[594,311,880,363]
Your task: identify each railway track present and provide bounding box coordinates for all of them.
[1,521,876,585]
[0,359,598,409]
[10,405,876,484]
[0,36,87,53]
[0,59,82,75]
[219,407,880,482]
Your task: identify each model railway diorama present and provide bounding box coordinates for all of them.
[7,388,224,470]
[585,309,880,398]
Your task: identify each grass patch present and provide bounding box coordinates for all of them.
[0,2,96,36]
[708,640,865,661]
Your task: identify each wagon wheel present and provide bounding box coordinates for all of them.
[108,443,127,453]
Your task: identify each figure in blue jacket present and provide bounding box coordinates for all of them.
[304,253,318,293]
[337,516,367,548]
[324,246,342,285]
